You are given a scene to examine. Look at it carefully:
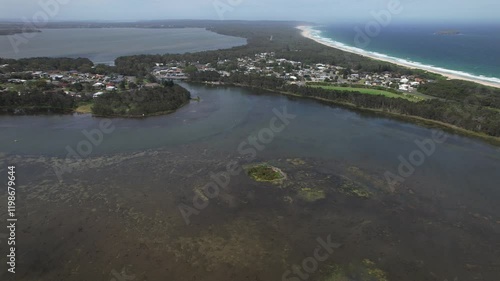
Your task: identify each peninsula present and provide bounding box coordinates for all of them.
[1,20,500,143]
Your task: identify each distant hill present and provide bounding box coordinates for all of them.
[435,29,461,35]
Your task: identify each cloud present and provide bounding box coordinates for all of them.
[0,0,498,22]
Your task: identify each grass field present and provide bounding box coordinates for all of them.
[1,83,26,92]
[308,84,424,102]
[75,102,93,114]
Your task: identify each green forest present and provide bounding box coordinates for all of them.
[91,84,191,117]
[0,89,76,114]
[0,57,94,72]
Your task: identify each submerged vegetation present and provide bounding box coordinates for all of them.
[287,158,306,166]
[296,187,326,202]
[339,179,372,199]
[322,259,388,281]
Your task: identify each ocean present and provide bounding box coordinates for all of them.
[312,23,500,83]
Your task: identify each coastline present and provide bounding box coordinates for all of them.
[297,25,500,89]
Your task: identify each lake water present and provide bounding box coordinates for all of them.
[0,83,499,280]
[0,28,247,64]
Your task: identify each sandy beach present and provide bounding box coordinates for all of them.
[297,26,500,89]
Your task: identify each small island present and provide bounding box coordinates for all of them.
[435,29,461,35]
[245,164,286,184]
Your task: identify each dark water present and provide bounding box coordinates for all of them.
[0,83,499,280]
[315,23,500,83]
[0,28,247,64]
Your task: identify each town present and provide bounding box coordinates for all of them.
[152,52,428,92]
[0,52,431,104]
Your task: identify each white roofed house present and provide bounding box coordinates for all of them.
[399,84,410,91]
[50,74,64,81]
[93,92,104,98]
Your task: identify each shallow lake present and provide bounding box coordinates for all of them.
[0,83,499,281]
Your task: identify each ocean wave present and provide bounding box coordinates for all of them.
[305,26,500,86]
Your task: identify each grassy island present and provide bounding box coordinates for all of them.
[245,164,286,184]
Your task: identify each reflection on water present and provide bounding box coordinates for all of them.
[0,83,499,280]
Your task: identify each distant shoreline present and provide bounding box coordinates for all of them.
[297,25,500,89]
[0,29,41,36]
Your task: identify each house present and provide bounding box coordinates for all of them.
[93,92,104,98]
[399,84,410,91]
[7,79,26,84]
[51,74,64,81]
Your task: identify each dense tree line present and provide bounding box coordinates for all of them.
[0,57,94,73]
[418,79,500,108]
[92,84,190,117]
[0,89,76,113]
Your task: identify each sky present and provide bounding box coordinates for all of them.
[0,0,499,23]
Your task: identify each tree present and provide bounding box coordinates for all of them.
[119,80,126,90]
[32,79,50,90]
[184,65,198,74]
[72,82,84,92]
